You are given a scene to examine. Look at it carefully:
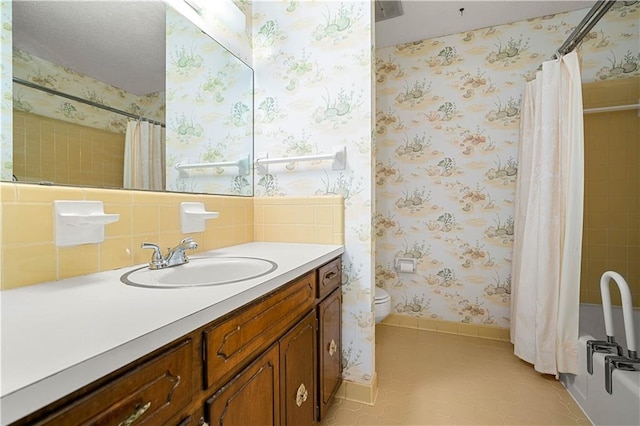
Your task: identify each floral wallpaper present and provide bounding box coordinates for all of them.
[1,0,12,181]
[165,7,253,196]
[375,2,639,329]
[12,49,164,134]
[252,1,375,385]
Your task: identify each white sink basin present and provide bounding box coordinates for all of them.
[121,257,278,288]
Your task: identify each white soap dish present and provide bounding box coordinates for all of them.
[54,201,120,247]
[180,202,219,233]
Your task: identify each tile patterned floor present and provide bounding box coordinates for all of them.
[322,325,591,425]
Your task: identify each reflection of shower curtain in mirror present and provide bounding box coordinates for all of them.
[123,120,165,190]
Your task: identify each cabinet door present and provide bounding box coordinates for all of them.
[317,288,342,421]
[279,312,317,426]
[205,345,280,426]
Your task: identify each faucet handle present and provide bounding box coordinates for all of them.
[176,237,198,251]
[141,242,166,269]
[163,237,198,267]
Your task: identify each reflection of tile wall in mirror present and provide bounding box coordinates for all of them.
[13,110,125,188]
[6,1,253,196]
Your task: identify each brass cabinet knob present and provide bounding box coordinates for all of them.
[296,383,308,407]
[329,339,337,356]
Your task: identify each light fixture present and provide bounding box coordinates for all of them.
[217,0,245,33]
[184,0,203,15]
[183,0,245,32]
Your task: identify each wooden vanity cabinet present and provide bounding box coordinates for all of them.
[11,257,342,426]
[203,258,341,426]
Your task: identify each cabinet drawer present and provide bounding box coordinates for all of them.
[203,272,316,391]
[317,257,341,300]
[39,339,193,426]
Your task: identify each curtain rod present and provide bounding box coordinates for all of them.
[12,77,165,127]
[553,0,616,59]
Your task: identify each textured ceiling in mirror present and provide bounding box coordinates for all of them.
[12,0,165,96]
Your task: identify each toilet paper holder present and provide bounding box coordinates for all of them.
[395,257,417,273]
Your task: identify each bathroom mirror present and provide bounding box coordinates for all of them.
[8,0,254,196]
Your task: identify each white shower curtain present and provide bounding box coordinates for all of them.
[510,51,584,376]
[123,120,165,191]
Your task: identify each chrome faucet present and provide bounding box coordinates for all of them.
[165,237,198,267]
[141,238,198,269]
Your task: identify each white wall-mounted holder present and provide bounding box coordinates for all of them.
[395,257,417,274]
[54,201,120,247]
[583,99,640,116]
[180,202,219,233]
[174,155,251,178]
[255,145,346,175]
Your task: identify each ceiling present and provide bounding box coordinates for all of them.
[12,1,599,96]
[375,0,597,48]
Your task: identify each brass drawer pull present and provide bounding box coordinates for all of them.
[295,383,308,407]
[324,271,337,280]
[119,401,151,426]
[329,339,337,356]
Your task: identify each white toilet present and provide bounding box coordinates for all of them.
[375,287,391,323]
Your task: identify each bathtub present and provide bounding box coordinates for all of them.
[560,304,640,426]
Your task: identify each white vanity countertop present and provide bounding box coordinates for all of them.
[0,242,343,425]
